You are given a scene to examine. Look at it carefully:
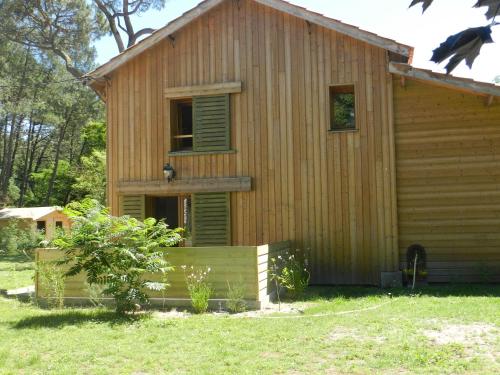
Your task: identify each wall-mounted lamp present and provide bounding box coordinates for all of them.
[163,163,176,183]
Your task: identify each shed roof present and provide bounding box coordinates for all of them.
[84,0,413,84]
[389,63,500,98]
[0,207,62,221]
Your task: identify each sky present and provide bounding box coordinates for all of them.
[94,0,500,83]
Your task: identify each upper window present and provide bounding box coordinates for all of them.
[170,94,231,153]
[330,85,356,131]
[55,221,63,229]
[171,99,194,151]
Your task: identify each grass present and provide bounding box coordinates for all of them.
[0,256,498,374]
[0,254,34,291]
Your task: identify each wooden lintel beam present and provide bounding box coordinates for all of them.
[164,81,242,99]
[117,177,252,195]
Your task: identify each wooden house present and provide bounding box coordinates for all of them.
[85,0,500,285]
[0,207,71,240]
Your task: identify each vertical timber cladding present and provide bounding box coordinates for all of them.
[106,0,399,284]
[393,79,500,282]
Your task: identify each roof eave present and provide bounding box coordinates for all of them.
[389,62,500,98]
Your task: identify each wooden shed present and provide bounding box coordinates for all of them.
[0,207,71,240]
[84,0,500,285]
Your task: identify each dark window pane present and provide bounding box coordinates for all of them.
[36,221,46,231]
[55,221,63,229]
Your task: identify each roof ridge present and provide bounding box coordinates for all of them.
[85,0,413,83]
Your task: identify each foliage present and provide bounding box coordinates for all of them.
[37,261,65,309]
[182,265,212,314]
[226,279,247,313]
[410,0,500,73]
[270,249,310,300]
[0,220,43,258]
[72,150,106,203]
[0,0,167,78]
[0,41,104,207]
[30,161,76,206]
[84,281,106,307]
[52,199,183,314]
[0,0,105,77]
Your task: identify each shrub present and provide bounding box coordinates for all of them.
[270,249,310,301]
[183,265,212,314]
[226,279,247,313]
[53,199,183,315]
[0,220,43,258]
[37,261,65,309]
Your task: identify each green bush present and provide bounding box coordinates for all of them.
[183,265,212,314]
[0,220,43,258]
[53,199,183,315]
[226,280,247,313]
[270,249,310,301]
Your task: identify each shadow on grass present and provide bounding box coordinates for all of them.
[11,309,147,329]
[0,254,34,272]
[296,284,500,302]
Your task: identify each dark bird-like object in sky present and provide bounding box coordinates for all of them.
[474,0,500,19]
[431,26,494,74]
[409,0,434,12]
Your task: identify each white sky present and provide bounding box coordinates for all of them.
[94,0,500,82]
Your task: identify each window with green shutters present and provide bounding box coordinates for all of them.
[192,192,231,246]
[192,94,231,152]
[120,195,145,220]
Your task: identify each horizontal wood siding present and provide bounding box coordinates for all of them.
[106,0,399,284]
[36,247,270,301]
[393,78,500,282]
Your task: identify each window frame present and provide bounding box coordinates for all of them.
[328,83,358,133]
[167,93,234,156]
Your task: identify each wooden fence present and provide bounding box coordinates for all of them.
[35,241,291,310]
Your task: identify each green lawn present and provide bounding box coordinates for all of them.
[0,255,498,374]
[0,254,34,291]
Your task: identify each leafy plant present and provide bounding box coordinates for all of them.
[53,199,183,315]
[270,249,310,302]
[37,261,65,309]
[84,281,106,308]
[182,265,212,314]
[226,279,247,313]
[0,220,43,258]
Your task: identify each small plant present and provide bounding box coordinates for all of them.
[37,261,65,309]
[226,279,247,313]
[84,281,106,307]
[182,265,212,314]
[270,249,310,302]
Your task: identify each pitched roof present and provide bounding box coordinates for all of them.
[0,207,62,221]
[85,0,412,83]
[389,62,500,98]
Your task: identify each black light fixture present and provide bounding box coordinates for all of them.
[163,163,176,182]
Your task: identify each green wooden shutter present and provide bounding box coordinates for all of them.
[120,195,145,220]
[193,94,230,152]
[192,193,231,246]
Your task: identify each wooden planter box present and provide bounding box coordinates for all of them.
[35,241,290,310]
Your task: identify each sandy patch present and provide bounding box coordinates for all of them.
[423,323,498,346]
[423,322,499,361]
[328,327,386,344]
